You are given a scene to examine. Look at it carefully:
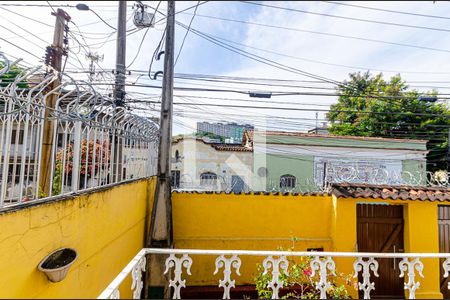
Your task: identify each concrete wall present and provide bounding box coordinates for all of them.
[172,138,253,190]
[172,192,334,287]
[331,196,443,299]
[172,192,444,299]
[0,178,156,299]
[253,132,428,190]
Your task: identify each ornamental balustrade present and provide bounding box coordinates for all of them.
[98,248,450,300]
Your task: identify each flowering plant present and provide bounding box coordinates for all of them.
[56,140,110,177]
[52,140,110,194]
[254,245,356,299]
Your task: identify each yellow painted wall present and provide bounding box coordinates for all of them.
[172,192,333,286]
[332,196,444,299]
[0,181,444,299]
[173,192,444,299]
[0,178,156,299]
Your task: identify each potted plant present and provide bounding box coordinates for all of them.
[38,248,78,283]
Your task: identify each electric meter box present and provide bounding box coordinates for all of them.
[134,11,155,28]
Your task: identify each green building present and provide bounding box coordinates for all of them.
[252,131,428,192]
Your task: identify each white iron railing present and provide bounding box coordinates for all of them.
[0,54,159,207]
[98,248,450,300]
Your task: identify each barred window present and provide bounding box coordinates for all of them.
[280,174,296,189]
[200,172,217,186]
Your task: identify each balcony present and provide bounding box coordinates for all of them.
[98,248,449,299]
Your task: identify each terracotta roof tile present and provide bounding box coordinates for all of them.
[172,190,327,196]
[331,183,450,202]
[211,144,253,152]
[172,137,253,152]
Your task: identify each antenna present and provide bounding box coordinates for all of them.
[85,52,104,82]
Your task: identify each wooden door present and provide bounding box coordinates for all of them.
[438,205,450,298]
[357,204,405,299]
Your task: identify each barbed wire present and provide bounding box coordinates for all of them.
[171,165,450,195]
[0,53,160,206]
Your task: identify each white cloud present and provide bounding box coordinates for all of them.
[2,1,450,135]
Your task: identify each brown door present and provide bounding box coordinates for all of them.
[438,206,450,298]
[357,204,405,299]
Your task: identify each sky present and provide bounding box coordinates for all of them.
[2,1,450,135]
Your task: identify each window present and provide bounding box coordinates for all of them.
[171,170,180,188]
[175,150,181,162]
[280,174,296,189]
[313,158,403,186]
[200,172,217,186]
[231,175,247,193]
[11,130,24,145]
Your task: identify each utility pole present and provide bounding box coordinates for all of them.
[39,9,70,196]
[113,1,127,183]
[150,0,175,248]
[114,1,127,106]
[145,2,175,298]
[315,112,318,134]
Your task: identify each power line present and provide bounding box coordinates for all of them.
[0,36,41,60]
[127,1,161,69]
[174,21,450,100]
[88,7,117,30]
[153,1,210,25]
[323,1,450,20]
[168,26,450,76]
[123,70,450,86]
[169,17,450,105]
[174,1,200,66]
[241,1,450,33]
[0,3,76,8]
[183,12,450,57]
[176,22,344,85]
[72,80,450,98]
[128,99,450,119]
[173,95,450,129]
[0,7,52,27]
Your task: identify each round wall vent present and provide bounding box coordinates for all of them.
[257,167,268,177]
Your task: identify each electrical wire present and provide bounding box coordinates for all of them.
[323,1,450,20]
[88,8,117,30]
[241,1,450,33]
[153,1,210,25]
[0,37,42,60]
[0,7,53,27]
[127,98,450,119]
[175,27,450,75]
[126,1,162,69]
[174,1,200,66]
[182,12,450,56]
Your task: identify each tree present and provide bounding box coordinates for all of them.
[327,71,450,172]
[0,61,28,88]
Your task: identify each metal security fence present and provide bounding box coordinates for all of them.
[0,55,159,207]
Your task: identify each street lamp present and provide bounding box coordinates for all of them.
[418,95,438,103]
[249,92,272,98]
[75,3,116,30]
